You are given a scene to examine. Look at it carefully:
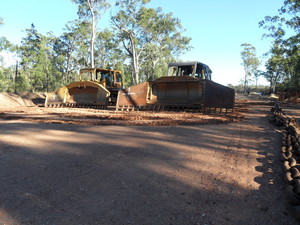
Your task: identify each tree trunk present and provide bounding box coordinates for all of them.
[129,34,139,84]
[151,58,159,80]
[65,51,71,84]
[244,72,247,94]
[90,38,95,68]
[14,61,18,94]
[88,0,96,69]
[255,77,258,90]
[90,23,95,69]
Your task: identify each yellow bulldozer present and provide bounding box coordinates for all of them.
[116,61,235,112]
[45,68,123,108]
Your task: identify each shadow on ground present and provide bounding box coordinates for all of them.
[0,103,297,225]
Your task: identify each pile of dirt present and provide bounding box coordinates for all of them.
[0,92,45,108]
[283,96,300,105]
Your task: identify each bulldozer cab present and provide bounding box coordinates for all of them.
[99,71,113,88]
[79,68,97,81]
[167,61,212,80]
[79,68,123,90]
[96,68,123,104]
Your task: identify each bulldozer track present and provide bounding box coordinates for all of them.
[45,103,108,109]
[116,104,233,113]
[117,104,201,112]
[45,103,232,114]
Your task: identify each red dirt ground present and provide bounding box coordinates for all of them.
[0,92,299,225]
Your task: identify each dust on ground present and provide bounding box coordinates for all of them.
[0,92,299,225]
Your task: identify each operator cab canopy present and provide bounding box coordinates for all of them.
[167,61,212,80]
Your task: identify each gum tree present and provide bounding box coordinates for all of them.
[259,0,300,92]
[111,0,191,84]
[72,0,110,68]
[240,43,260,93]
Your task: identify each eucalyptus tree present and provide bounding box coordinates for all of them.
[259,0,299,42]
[111,0,149,84]
[240,43,260,93]
[264,48,285,93]
[94,28,125,68]
[268,38,300,92]
[53,32,74,83]
[138,7,191,80]
[19,24,41,70]
[72,0,111,68]
[0,17,16,92]
[18,24,55,92]
[111,0,191,84]
[53,20,91,84]
[0,37,12,51]
[259,0,300,91]
[0,17,14,60]
[253,70,264,90]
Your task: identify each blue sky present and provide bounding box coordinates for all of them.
[0,0,284,86]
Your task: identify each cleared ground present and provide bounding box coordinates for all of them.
[0,93,299,224]
[0,92,245,126]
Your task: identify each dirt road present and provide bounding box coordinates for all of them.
[0,103,298,224]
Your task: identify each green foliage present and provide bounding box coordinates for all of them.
[228,83,270,95]
[260,0,300,93]
[139,7,192,80]
[53,20,91,84]
[0,2,192,93]
[18,24,44,91]
[72,0,111,67]
[0,37,13,51]
[72,0,110,20]
[0,67,14,92]
[112,0,191,84]
[15,71,31,92]
[240,43,260,92]
[259,0,299,40]
[17,24,62,92]
[95,28,125,68]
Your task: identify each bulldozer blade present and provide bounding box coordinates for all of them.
[45,81,110,108]
[116,82,149,110]
[203,80,235,109]
[148,76,204,106]
[45,86,69,107]
[116,76,235,112]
